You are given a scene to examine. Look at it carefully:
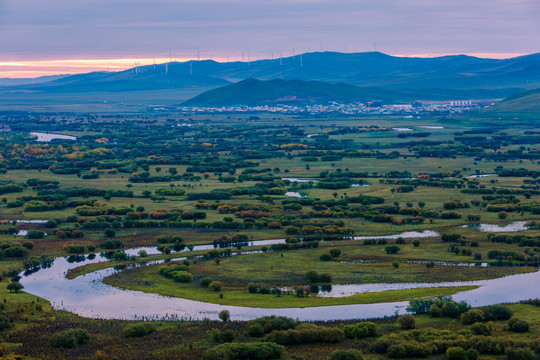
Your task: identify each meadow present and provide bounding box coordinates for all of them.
[0,110,538,359]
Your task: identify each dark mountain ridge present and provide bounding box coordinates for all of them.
[183,78,515,106]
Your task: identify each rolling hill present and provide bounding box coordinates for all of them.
[183,78,516,106]
[482,88,540,116]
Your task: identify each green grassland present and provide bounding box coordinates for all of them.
[0,111,538,359]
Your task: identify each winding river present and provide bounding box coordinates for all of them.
[19,229,540,322]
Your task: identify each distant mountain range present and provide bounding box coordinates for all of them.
[1,51,539,93]
[1,52,539,110]
[183,78,514,106]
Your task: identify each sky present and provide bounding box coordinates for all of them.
[1,0,539,78]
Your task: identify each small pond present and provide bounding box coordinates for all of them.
[31,132,77,142]
[461,221,529,233]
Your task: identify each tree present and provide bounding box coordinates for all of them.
[384,245,400,254]
[7,282,24,293]
[169,167,178,175]
[218,310,230,322]
[161,246,171,255]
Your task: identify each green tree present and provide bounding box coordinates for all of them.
[218,310,230,322]
[7,282,24,293]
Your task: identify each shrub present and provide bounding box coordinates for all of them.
[209,281,222,292]
[50,329,90,348]
[328,349,365,360]
[481,305,513,321]
[202,342,285,360]
[507,318,529,333]
[172,272,193,283]
[100,239,123,249]
[0,314,10,331]
[104,228,116,238]
[111,251,128,261]
[343,322,378,339]
[245,316,299,337]
[200,277,213,287]
[123,323,156,338]
[27,230,45,239]
[440,211,462,219]
[210,328,235,343]
[470,322,491,336]
[446,347,468,360]
[320,252,332,261]
[466,349,479,360]
[461,309,485,325]
[387,344,407,358]
[22,241,34,249]
[372,337,394,354]
[5,247,28,258]
[506,348,536,360]
[429,304,443,317]
[397,314,415,329]
[263,324,344,345]
[306,270,320,283]
[65,244,86,254]
[329,248,342,257]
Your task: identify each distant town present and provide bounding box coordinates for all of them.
[150,100,494,115]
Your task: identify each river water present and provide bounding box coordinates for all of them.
[19,227,540,321]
